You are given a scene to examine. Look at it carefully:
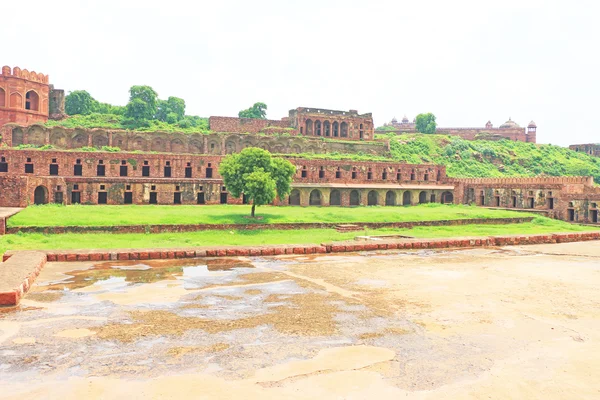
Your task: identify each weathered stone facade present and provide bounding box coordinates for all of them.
[289,107,374,141]
[569,143,600,157]
[451,177,600,224]
[0,124,388,156]
[208,107,374,142]
[0,66,52,127]
[0,149,450,208]
[381,116,537,143]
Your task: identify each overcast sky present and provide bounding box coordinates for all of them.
[3,0,599,146]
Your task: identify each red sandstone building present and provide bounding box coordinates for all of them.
[0,66,65,127]
[382,115,537,143]
[0,64,599,225]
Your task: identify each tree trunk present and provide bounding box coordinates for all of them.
[251,203,256,218]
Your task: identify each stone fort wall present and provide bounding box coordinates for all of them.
[0,149,450,208]
[0,124,389,157]
[450,176,600,224]
[0,66,51,127]
[569,144,600,157]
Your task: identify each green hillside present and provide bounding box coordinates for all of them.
[384,134,600,182]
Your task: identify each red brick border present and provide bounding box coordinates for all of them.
[5,217,534,235]
[2,231,599,306]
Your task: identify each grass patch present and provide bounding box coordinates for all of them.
[8,203,535,228]
[1,218,596,257]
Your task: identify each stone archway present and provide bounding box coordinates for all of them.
[367,190,378,206]
[350,190,360,206]
[330,190,341,206]
[403,191,412,206]
[385,191,396,206]
[289,189,301,206]
[419,191,427,204]
[309,189,322,206]
[34,186,48,205]
[442,191,454,204]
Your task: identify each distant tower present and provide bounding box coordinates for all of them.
[485,120,493,129]
[527,121,537,143]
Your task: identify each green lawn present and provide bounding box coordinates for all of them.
[1,218,596,256]
[8,203,535,227]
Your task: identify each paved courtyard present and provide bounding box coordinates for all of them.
[1,242,599,399]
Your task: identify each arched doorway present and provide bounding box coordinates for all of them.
[34,186,48,205]
[0,88,5,107]
[309,189,322,206]
[289,189,301,206]
[403,191,412,206]
[330,190,341,206]
[367,191,378,206]
[385,191,396,206]
[419,191,427,204]
[441,191,454,204]
[350,190,360,206]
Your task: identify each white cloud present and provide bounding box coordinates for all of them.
[2,0,598,145]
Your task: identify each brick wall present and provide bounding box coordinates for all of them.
[1,125,389,157]
[208,116,292,134]
[0,66,50,127]
[0,149,451,207]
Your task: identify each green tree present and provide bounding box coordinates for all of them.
[219,147,295,217]
[238,102,267,119]
[415,113,437,134]
[156,96,186,122]
[124,85,158,121]
[65,90,97,115]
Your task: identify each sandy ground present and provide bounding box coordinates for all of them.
[0,243,599,399]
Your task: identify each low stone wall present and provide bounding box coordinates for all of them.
[2,231,599,305]
[5,217,534,235]
[0,251,47,305]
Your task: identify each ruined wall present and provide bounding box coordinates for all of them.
[0,66,50,127]
[2,125,390,157]
[389,127,534,143]
[450,176,600,224]
[569,144,600,157]
[290,107,374,141]
[208,116,292,134]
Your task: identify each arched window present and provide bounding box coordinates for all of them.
[25,90,40,111]
[0,87,5,107]
[305,119,314,135]
[340,122,348,137]
[385,191,396,206]
[368,191,378,206]
[315,120,322,136]
[332,121,339,137]
[350,190,360,206]
[330,190,341,206]
[289,189,301,206]
[309,190,322,206]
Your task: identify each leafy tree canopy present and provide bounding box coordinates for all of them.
[219,147,295,217]
[65,90,97,116]
[415,113,437,134]
[156,96,186,122]
[238,102,267,119]
[124,85,159,121]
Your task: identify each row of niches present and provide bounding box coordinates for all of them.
[7,126,387,156]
